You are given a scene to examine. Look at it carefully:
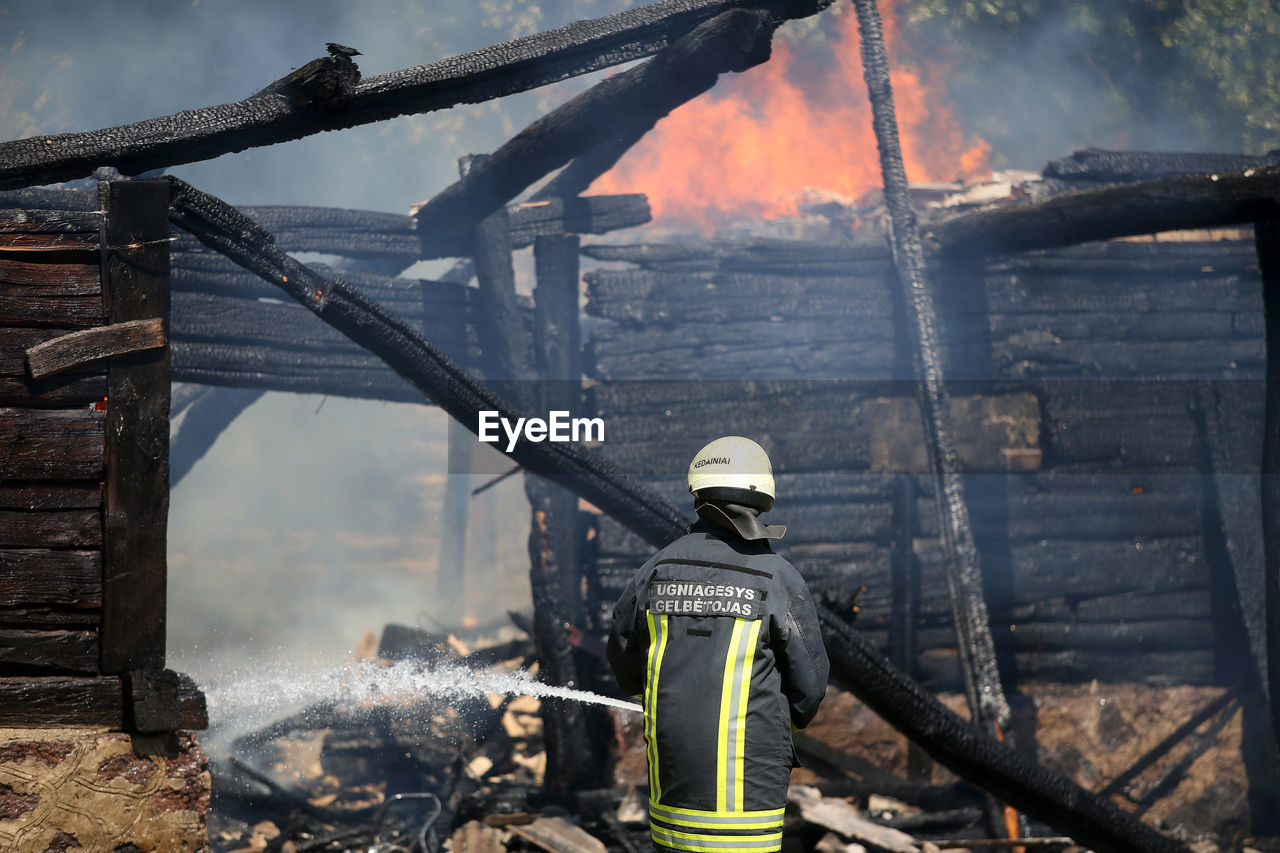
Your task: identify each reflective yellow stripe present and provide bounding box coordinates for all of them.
[733,619,761,810]
[650,803,785,821]
[645,612,669,802]
[649,804,784,831]
[716,619,748,811]
[651,825,783,853]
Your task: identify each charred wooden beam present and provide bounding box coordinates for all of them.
[528,233,603,790]
[850,0,1009,736]
[0,408,104,481]
[0,677,124,727]
[413,8,776,251]
[25,317,165,379]
[0,629,98,674]
[817,605,1190,853]
[9,190,648,263]
[531,124,653,201]
[1044,148,1280,184]
[0,0,831,191]
[1257,217,1280,779]
[928,165,1280,258]
[166,177,687,547]
[99,179,171,675]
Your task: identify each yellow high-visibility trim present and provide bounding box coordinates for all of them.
[649,803,785,820]
[716,619,748,812]
[733,618,761,810]
[651,825,783,853]
[645,612,669,802]
[650,812,783,831]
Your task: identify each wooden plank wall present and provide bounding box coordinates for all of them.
[0,202,120,724]
[0,180,194,729]
[581,236,1263,690]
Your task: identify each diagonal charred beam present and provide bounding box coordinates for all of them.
[166,176,687,548]
[927,165,1280,257]
[413,7,778,251]
[531,123,653,201]
[0,0,830,191]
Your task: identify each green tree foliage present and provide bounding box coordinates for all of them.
[899,0,1280,166]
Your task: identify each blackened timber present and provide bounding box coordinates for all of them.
[0,677,124,727]
[413,9,775,251]
[1257,217,1280,778]
[0,408,104,480]
[169,386,265,487]
[170,290,472,353]
[928,165,1280,258]
[170,343,432,403]
[0,549,102,611]
[532,124,653,201]
[420,195,650,259]
[581,239,892,272]
[25,317,166,379]
[0,629,98,674]
[1044,148,1280,184]
[167,177,687,548]
[0,510,101,549]
[528,233,600,790]
[0,374,106,408]
[471,205,527,383]
[851,0,1009,735]
[0,209,102,249]
[0,0,832,191]
[817,605,1190,853]
[99,179,171,674]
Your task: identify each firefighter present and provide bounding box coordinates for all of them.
[607,436,829,853]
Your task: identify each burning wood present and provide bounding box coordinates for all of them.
[412,8,777,251]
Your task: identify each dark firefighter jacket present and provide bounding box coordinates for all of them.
[607,517,829,853]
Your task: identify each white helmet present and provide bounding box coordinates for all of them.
[687,436,776,510]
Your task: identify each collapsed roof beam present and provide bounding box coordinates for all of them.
[0,0,831,192]
[927,164,1280,257]
[413,7,780,253]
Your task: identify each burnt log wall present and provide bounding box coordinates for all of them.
[0,183,205,730]
[582,234,1264,691]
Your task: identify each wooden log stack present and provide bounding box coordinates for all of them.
[0,180,205,732]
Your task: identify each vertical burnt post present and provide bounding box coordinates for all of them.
[99,179,171,677]
[1254,218,1280,779]
[526,231,601,790]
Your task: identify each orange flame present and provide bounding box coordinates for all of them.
[589,6,989,228]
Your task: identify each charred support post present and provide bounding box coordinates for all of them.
[849,0,1009,731]
[100,179,171,676]
[524,233,600,788]
[1255,218,1280,780]
[413,8,777,251]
